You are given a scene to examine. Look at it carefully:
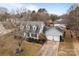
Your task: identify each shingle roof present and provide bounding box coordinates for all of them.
[45,27,63,36]
[20,21,45,34]
[55,26,64,32]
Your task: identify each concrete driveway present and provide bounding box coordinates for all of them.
[37,40,59,56]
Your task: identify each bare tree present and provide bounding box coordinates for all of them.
[50,14,59,21]
[37,8,49,23]
[66,4,79,37]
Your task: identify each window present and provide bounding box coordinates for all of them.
[32,25,37,31]
[26,24,30,31]
[20,24,24,30]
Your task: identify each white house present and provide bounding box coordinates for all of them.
[45,27,64,41]
[54,19,66,28]
[17,21,45,39]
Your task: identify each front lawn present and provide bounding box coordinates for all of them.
[0,32,41,56]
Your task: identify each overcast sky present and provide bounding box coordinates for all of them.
[0,3,73,15]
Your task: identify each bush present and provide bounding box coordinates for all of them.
[38,33,47,43]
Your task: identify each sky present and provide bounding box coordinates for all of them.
[0,3,73,15]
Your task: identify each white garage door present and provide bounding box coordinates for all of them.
[54,36,60,41]
[46,36,53,40]
[46,35,60,41]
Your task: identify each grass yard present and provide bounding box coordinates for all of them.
[58,29,76,56]
[0,32,41,56]
[58,38,75,56]
[18,41,42,56]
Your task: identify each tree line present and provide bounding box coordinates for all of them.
[0,7,59,23]
[61,4,79,37]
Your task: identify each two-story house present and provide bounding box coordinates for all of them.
[17,21,45,39]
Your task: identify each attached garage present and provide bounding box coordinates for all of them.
[53,36,60,41]
[45,27,63,41]
[46,35,60,41]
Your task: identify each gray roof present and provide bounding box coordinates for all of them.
[54,19,67,24]
[19,21,45,34]
[45,27,63,36]
[20,21,44,25]
[55,26,64,32]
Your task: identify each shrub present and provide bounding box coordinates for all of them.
[38,33,47,44]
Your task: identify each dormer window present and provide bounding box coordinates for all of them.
[26,24,30,31]
[32,25,37,31]
[23,32,26,37]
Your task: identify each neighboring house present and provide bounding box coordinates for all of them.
[16,21,45,39]
[54,19,66,32]
[54,24,66,30]
[45,26,64,41]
